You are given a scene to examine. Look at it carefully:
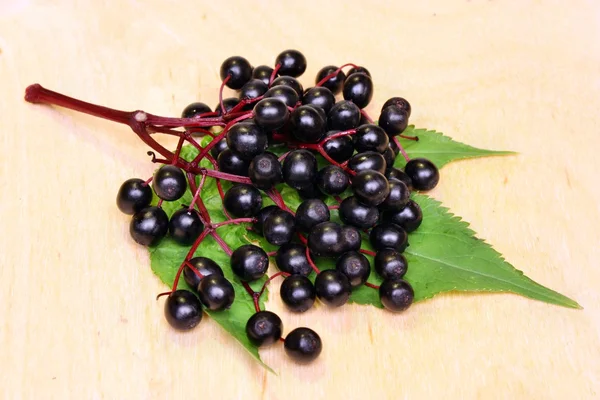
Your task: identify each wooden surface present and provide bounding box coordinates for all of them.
[1,1,599,399]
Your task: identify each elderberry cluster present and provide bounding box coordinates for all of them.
[109,49,439,364]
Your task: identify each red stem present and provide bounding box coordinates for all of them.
[315,63,359,87]
[304,247,321,274]
[210,230,232,256]
[241,281,261,313]
[365,282,380,289]
[258,271,290,299]
[393,136,411,163]
[359,249,376,257]
[219,75,231,115]
[212,218,256,228]
[269,63,281,85]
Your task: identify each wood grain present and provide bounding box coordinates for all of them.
[1,1,599,399]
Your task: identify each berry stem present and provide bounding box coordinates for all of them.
[304,247,321,274]
[269,63,282,85]
[203,169,253,184]
[212,218,256,228]
[188,173,207,213]
[184,261,205,279]
[257,271,290,299]
[399,134,419,141]
[143,177,153,186]
[171,229,211,292]
[328,205,340,210]
[219,75,231,115]
[364,282,380,290]
[266,251,277,257]
[359,249,376,257]
[315,63,359,87]
[360,110,374,123]
[210,230,232,256]
[187,173,211,224]
[241,281,261,313]
[392,136,411,163]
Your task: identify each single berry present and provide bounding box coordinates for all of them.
[354,124,389,153]
[168,208,204,246]
[280,275,316,312]
[164,290,202,331]
[322,130,355,163]
[253,98,290,131]
[226,122,268,161]
[181,102,211,118]
[382,147,396,171]
[264,85,299,107]
[380,179,410,210]
[249,152,283,190]
[346,66,371,78]
[284,327,322,363]
[198,275,235,311]
[210,137,229,159]
[374,249,408,280]
[217,149,250,176]
[231,244,269,281]
[339,196,379,229]
[183,257,224,290]
[379,279,414,312]
[271,76,303,97]
[130,206,169,246]
[340,225,362,253]
[116,178,153,215]
[382,97,411,118]
[315,65,346,95]
[343,73,373,109]
[295,199,330,232]
[328,100,361,131]
[282,150,318,190]
[315,165,349,196]
[223,184,263,218]
[220,56,252,89]
[383,200,423,233]
[404,158,440,191]
[153,165,187,201]
[369,223,408,252]
[246,310,283,347]
[275,49,307,77]
[352,170,390,206]
[214,97,240,116]
[307,222,345,257]
[336,251,371,288]
[239,79,268,102]
[252,65,276,86]
[253,205,279,236]
[302,86,336,114]
[263,209,296,246]
[291,105,326,143]
[276,243,312,276]
[379,105,408,136]
[314,269,352,307]
[347,151,387,175]
[386,167,413,191]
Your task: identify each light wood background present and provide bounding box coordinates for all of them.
[1,1,599,399]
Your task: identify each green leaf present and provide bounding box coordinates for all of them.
[349,193,581,309]
[394,125,516,169]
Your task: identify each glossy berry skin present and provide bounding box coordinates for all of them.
[284,327,322,364]
[246,311,283,347]
[295,199,330,232]
[130,206,169,246]
[253,205,279,235]
[382,147,396,170]
[217,149,250,176]
[374,249,408,280]
[341,225,362,253]
[370,223,408,252]
[379,279,414,312]
[253,98,289,131]
[346,66,371,78]
[264,85,299,107]
[248,152,283,190]
[380,179,410,211]
[382,97,411,118]
[263,209,296,246]
[226,122,268,161]
[336,251,371,288]
[280,275,316,312]
[316,165,349,195]
[302,86,336,114]
[307,222,345,257]
[231,244,269,281]
[383,200,423,233]
[214,97,240,116]
[223,184,263,218]
[282,150,318,190]
[404,158,440,191]
[328,100,361,131]
[183,257,224,290]
[271,76,303,97]
[315,65,346,95]
[352,170,390,206]
[354,124,389,153]
[386,168,413,191]
[339,196,379,229]
[343,73,373,109]
[239,79,268,101]
[181,102,211,118]
[153,165,187,201]
[291,105,326,143]
[275,49,307,77]
[322,130,355,163]
[347,151,387,175]
[252,65,276,86]
[197,275,235,311]
[220,56,252,89]
[116,178,153,215]
[276,243,312,276]
[314,269,352,307]
[210,137,229,159]
[379,105,409,136]
[168,208,204,246]
[164,290,202,331]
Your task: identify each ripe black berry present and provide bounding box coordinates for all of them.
[248,152,283,190]
[383,200,423,233]
[217,149,250,176]
[252,65,276,86]
[271,76,303,97]
[214,97,240,116]
[346,66,371,78]
[264,85,299,107]
[284,327,322,364]
[116,178,153,215]
[347,151,387,175]
[386,167,413,191]
[328,100,361,131]
[308,222,345,257]
[354,124,389,153]
[263,209,296,245]
[339,196,379,229]
[253,98,289,131]
[153,165,187,201]
[380,179,410,211]
[282,150,318,190]
[275,49,307,77]
[302,86,336,114]
[253,205,279,235]
[336,251,371,288]
[280,275,316,312]
[164,290,202,331]
[168,208,204,246]
[291,105,326,143]
[183,257,224,290]
[315,65,346,95]
[239,79,268,101]
[322,130,354,163]
[246,310,283,347]
[198,274,235,311]
[295,199,330,232]
[404,158,440,191]
[130,206,169,246]
[226,122,268,161]
[379,279,414,312]
[223,184,263,218]
[374,249,408,280]
[340,225,362,253]
[343,73,373,109]
[181,102,211,118]
[276,243,312,276]
[314,269,352,307]
[220,56,252,89]
[382,97,411,118]
[231,244,269,281]
[352,170,390,206]
[382,147,396,170]
[379,105,409,136]
[369,223,408,252]
[210,137,229,159]
[315,165,349,195]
